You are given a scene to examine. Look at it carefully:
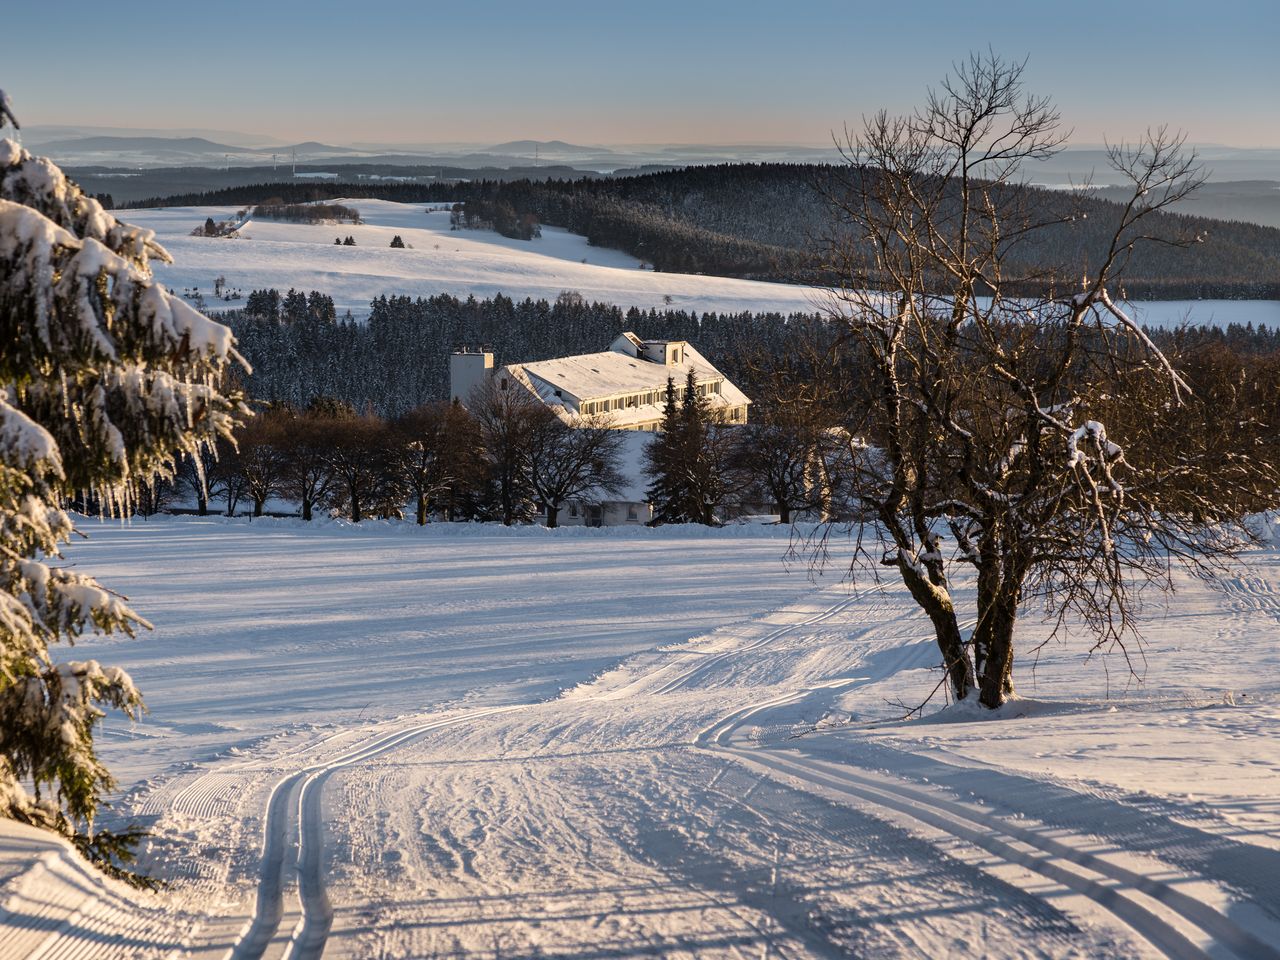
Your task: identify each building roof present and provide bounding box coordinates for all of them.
[500,334,750,429]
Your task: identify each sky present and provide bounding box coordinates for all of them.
[6,0,1279,147]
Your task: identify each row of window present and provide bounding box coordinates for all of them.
[563,503,643,521]
[579,380,722,416]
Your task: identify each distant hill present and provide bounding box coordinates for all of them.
[36,135,247,153]
[37,135,358,157]
[486,139,615,156]
[277,141,359,155]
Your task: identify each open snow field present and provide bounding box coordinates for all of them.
[2,517,1279,959]
[118,200,1280,327]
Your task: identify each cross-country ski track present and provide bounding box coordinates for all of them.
[229,707,524,960]
[6,520,1280,959]
[221,583,1279,960]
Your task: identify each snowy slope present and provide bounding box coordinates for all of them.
[0,517,1274,958]
[119,200,1280,327]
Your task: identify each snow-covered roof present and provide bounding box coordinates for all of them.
[509,338,747,404]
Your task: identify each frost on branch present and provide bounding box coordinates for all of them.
[0,123,245,884]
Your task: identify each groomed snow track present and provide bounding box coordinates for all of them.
[227,707,519,960]
[203,581,1280,960]
[696,685,1280,960]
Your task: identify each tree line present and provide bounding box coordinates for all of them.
[143,324,1280,538]
[223,290,835,417]
[221,286,1280,422]
[252,200,361,223]
[145,373,844,528]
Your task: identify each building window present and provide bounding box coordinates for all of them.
[627,505,638,520]
[569,504,578,518]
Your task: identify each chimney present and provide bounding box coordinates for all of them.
[450,346,494,404]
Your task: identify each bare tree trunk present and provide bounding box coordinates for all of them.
[977,592,1019,708]
[416,494,427,526]
[253,495,266,517]
[546,504,559,528]
[301,497,313,521]
[900,563,973,701]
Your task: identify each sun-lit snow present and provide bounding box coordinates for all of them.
[117,200,1280,327]
[4,516,1278,958]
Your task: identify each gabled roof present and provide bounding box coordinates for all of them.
[515,343,740,401]
[499,336,750,428]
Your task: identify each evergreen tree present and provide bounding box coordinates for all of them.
[644,378,691,523]
[0,105,244,883]
[644,372,729,525]
[389,234,405,248]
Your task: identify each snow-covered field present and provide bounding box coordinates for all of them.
[3,516,1279,959]
[119,200,1280,328]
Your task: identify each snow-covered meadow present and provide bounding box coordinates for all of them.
[120,200,1280,328]
[3,516,1278,959]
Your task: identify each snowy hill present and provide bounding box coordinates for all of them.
[120,200,1280,326]
[121,199,827,318]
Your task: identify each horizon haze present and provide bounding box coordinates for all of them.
[5,0,1279,149]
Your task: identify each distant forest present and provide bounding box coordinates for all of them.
[224,289,1280,417]
[130,164,1280,299]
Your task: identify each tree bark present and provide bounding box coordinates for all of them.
[546,504,559,528]
[977,591,1018,708]
[900,563,973,701]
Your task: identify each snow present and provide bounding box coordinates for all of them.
[511,339,750,427]
[3,515,1278,958]
[116,200,1280,326]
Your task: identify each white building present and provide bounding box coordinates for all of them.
[450,332,750,431]
[450,333,751,525]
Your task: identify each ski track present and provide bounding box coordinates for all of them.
[20,545,1280,959]
[704,732,1280,960]
[249,579,1274,959]
[228,707,522,960]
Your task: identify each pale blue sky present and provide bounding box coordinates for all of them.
[7,0,1278,146]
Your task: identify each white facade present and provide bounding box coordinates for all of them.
[488,332,750,431]
[449,348,494,404]
[449,334,750,525]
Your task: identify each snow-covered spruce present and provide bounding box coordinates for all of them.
[0,110,245,885]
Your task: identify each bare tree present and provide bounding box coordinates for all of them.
[818,52,1275,708]
[525,412,627,528]
[469,377,545,525]
[237,410,288,517]
[277,411,336,521]
[325,413,392,523]
[208,435,250,516]
[730,400,840,524]
[394,402,477,525]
